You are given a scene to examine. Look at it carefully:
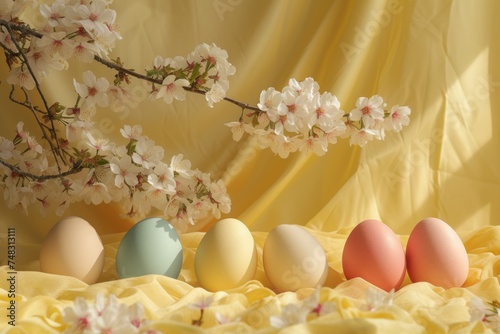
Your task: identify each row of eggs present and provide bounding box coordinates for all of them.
[38,216,469,292]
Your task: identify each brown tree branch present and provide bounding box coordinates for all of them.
[0,157,83,182]
[1,19,262,112]
[2,20,66,170]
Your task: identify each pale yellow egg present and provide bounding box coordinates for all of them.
[194,218,257,291]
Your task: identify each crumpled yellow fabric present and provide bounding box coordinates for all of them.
[1,226,500,332]
[1,0,500,333]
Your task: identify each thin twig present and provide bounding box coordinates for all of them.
[1,19,263,113]
[0,19,43,38]
[0,157,83,182]
[3,20,66,170]
[94,55,262,112]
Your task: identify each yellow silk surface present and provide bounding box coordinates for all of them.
[1,0,500,332]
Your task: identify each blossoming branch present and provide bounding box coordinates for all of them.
[0,0,411,229]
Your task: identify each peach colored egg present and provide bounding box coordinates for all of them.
[406,217,469,288]
[342,219,406,291]
[39,216,104,284]
[263,224,328,292]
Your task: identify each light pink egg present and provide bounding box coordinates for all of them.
[342,219,406,291]
[406,217,469,288]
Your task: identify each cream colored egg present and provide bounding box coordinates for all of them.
[39,216,105,284]
[194,218,257,291]
[406,217,469,288]
[263,224,328,292]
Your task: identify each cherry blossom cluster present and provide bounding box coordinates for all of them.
[2,0,121,91]
[146,43,236,108]
[188,286,393,328]
[62,293,160,334]
[58,288,500,331]
[0,0,232,228]
[108,125,231,227]
[226,78,411,158]
[0,122,231,228]
[187,289,500,330]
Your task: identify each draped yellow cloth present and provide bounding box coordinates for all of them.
[1,0,500,332]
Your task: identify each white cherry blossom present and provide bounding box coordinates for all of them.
[26,39,53,77]
[188,295,214,311]
[66,120,92,142]
[26,135,43,154]
[15,121,29,142]
[73,70,110,109]
[0,138,15,160]
[72,41,99,63]
[208,179,231,216]
[280,90,308,133]
[155,75,190,104]
[86,133,111,152]
[468,297,489,323]
[189,43,233,72]
[361,287,395,311]
[254,128,277,150]
[206,83,226,108]
[109,156,140,188]
[270,302,310,328]
[275,135,299,159]
[384,105,411,132]
[225,120,253,141]
[80,171,112,205]
[267,103,288,135]
[72,0,118,38]
[309,92,344,132]
[468,297,500,330]
[270,287,335,328]
[0,26,17,52]
[153,55,172,68]
[62,297,98,333]
[120,124,143,140]
[7,66,36,90]
[170,154,193,178]
[349,95,385,128]
[349,128,379,147]
[10,186,36,215]
[170,55,187,69]
[148,163,176,194]
[39,0,66,28]
[258,87,283,113]
[299,136,328,156]
[38,31,75,59]
[132,138,164,169]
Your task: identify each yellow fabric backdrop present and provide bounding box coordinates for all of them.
[1,0,500,332]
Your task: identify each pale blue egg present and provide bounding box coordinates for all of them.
[116,217,183,279]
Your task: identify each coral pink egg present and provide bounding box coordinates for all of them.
[342,219,406,291]
[406,217,469,288]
